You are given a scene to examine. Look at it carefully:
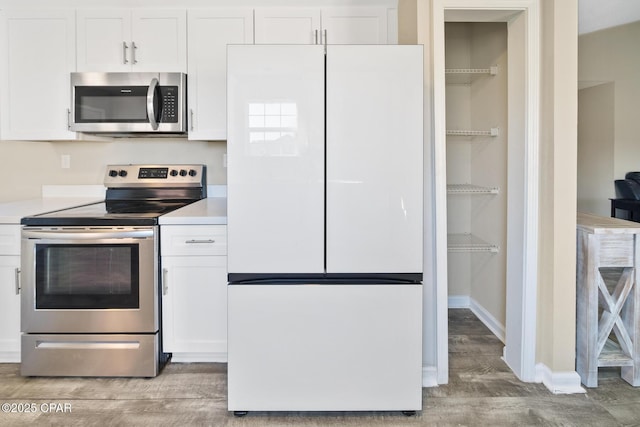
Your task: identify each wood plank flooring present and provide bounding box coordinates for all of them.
[1,309,639,426]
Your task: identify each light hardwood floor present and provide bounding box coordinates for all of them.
[1,309,639,426]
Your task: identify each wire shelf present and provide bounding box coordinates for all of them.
[447,233,499,253]
[446,128,499,137]
[445,66,498,75]
[447,184,499,195]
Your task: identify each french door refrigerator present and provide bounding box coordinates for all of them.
[227,44,424,414]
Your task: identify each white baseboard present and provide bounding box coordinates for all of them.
[448,295,470,308]
[422,365,439,387]
[448,295,506,343]
[535,363,585,394]
[469,299,505,343]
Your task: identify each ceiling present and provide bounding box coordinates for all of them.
[579,0,640,34]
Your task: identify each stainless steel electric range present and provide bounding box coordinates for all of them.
[20,164,206,377]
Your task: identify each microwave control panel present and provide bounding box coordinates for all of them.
[160,86,178,123]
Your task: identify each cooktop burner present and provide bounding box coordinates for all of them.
[21,164,207,227]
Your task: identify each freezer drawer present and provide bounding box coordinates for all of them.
[227,283,423,412]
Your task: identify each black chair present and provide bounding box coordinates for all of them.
[611,174,640,221]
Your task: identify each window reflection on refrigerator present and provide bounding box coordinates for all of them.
[248,102,299,156]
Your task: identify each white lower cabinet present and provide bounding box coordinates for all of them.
[0,257,20,362]
[161,225,227,362]
[0,225,21,362]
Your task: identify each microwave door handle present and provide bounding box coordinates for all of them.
[147,77,159,130]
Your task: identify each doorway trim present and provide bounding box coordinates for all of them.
[431,0,540,383]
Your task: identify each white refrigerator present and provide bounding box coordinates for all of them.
[226,44,424,414]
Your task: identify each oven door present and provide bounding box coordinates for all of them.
[21,227,157,334]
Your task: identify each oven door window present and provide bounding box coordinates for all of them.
[35,244,140,309]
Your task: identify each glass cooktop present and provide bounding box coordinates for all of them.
[20,200,196,226]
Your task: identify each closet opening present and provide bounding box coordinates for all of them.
[432,4,538,384]
[445,21,508,344]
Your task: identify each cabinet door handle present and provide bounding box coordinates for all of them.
[131,41,138,64]
[185,239,215,244]
[190,109,194,131]
[162,268,168,295]
[323,29,327,45]
[123,41,129,64]
[314,29,318,44]
[15,268,21,295]
[67,108,71,130]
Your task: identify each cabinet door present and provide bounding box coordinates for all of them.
[321,7,389,44]
[0,9,77,140]
[77,9,186,72]
[77,9,132,72]
[187,9,253,141]
[0,225,20,256]
[131,9,186,72]
[254,8,320,44]
[161,256,227,360]
[0,256,21,362]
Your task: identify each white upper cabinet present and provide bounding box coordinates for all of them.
[320,7,389,45]
[255,7,391,45]
[76,9,187,72]
[254,8,320,44]
[0,9,77,141]
[187,8,253,141]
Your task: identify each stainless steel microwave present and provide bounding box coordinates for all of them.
[70,72,187,135]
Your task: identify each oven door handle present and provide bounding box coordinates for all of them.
[22,229,154,240]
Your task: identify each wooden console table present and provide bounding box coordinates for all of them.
[577,212,640,387]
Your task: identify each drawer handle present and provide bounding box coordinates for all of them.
[185,239,215,244]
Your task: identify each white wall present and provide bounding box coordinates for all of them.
[577,82,614,216]
[469,22,507,330]
[578,21,640,216]
[536,0,579,374]
[0,139,226,202]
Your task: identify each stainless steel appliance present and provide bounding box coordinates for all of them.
[20,164,206,377]
[70,72,187,135]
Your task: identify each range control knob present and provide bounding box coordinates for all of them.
[188,169,197,177]
[170,169,178,177]
[108,170,118,177]
[118,170,128,177]
[179,169,187,177]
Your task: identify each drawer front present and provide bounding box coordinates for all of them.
[161,225,227,256]
[0,225,21,255]
[597,234,634,267]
